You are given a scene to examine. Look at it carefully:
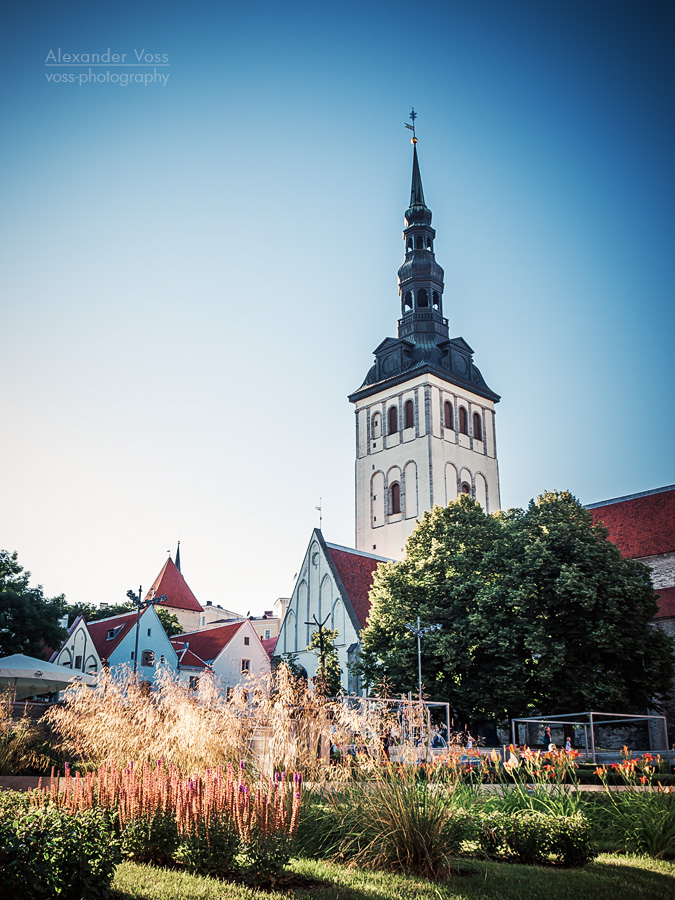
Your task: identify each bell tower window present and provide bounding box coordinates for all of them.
[406,237,413,252]
[390,481,401,514]
[459,407,468,435]
[473,412,482,441]
[432,291,440,309]
[415,235,424,249]
[388,405,398,435]
[444,400,453,429]
[417,289,428,308]
[404,399,414,429]
[403,291,413,312]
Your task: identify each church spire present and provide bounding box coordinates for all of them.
[397,121,447,342]
[409,142,425,209]
[175,541,181,573]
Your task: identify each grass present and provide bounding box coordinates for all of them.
[111,855,675,900]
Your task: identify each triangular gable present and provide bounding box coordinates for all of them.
[49,614,84,663]
[171,621,244,664]
[373,336,414,354]
[174,646,210,669]
[145,557,203,613]
[261,636,277,661]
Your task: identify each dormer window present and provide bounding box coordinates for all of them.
[106,626,123,641]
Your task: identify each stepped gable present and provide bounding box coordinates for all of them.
[88,610,142,662]
[587,485,675,559]
[145,557,203,613]
[171,622,243,664]
[325,543,387,629]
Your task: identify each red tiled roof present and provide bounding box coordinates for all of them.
[326,545,385,629]
[170,622,243,664]
[88,610,144,663]
[588,488,675,559]
[261,637,277,661]
[655,586,675,620]
[145,558,203,613]
[173,646,209,669]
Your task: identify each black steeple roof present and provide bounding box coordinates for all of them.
[349,134,499,404]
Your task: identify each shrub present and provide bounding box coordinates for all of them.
[120,812,179,866]
[174,819,239,877]
[477,810,595,867]
[0,804,119,899]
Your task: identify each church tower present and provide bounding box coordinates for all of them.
[349,131,501,560]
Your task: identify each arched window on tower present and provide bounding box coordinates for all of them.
[404,399,414,429]
[371,412,381,439]
[432,291,440,309]
[415,235,424,249]
[473,412,482,441]
[403,291,413,312]
[406,237,413,252]
[459,407,468,435]
[461,482,471,495]
[388,405,398,435]
[390,481,401,514]
[444,400,453,430]
[426,237,432,250]
[417,289,428,308]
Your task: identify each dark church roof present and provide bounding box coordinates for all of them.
[349,138,499,404]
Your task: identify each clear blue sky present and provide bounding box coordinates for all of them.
[1,0,673,612]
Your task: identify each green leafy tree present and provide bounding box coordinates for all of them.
[358,492,673,723]
[0,550,67,658]
[155,607,182,638]
[308,627,342,696]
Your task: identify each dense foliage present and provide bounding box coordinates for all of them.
[0,549,66,658]
[358,492,673,723]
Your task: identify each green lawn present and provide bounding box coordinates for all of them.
[112,854,675,900]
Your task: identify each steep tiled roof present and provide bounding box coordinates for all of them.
[171,622,243,664]
[655,586,675,620]
[587,486,675,559]
[172,645,209,669]
[325,543,388,629]
[261,637,277,661]
[145,558,203,613]
[88,610,144,663]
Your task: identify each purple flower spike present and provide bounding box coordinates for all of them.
[240,760,245,770]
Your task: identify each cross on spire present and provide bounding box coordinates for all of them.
[405,107,418,143]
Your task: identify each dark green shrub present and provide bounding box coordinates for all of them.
[0,805,119,899]
[239,831,295,887]
[120,812,179,866]
[477,811,595,867]
[174,820,239,877]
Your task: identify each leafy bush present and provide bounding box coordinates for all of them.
[239,831,296,887]
[0,804,119,899]
[477,811,595,867]
[173,819,238,877]
[120,812,179,866]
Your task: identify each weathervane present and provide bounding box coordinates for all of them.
[405,107,418,144]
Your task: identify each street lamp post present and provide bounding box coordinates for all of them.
[126,587,167,678]
[405,616,442,702]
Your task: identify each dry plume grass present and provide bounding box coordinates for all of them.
[45,663,439,779]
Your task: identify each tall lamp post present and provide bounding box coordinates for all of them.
[126,587,166,678]
[405,617,442,702]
